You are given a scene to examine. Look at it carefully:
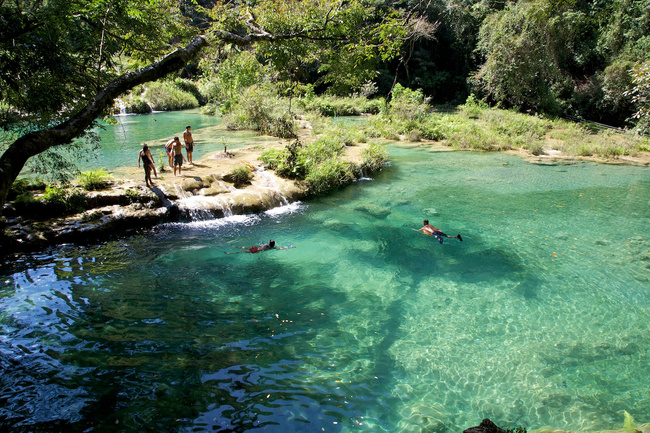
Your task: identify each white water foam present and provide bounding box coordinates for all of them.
[167,213,259,230]
[264,201,305,217]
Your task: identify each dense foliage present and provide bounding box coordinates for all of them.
[0,0,191,129]
[260,127,389,195]
[185,0,650,132]
[389,0,650,130]
[0,0,422,211]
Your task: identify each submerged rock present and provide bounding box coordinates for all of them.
[464,419,508,433]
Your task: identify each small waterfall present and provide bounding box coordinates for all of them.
[116,100,128,116]
[256,167,290,207]
[168,169,299,223]
[174,184,218,220]
[357,166,373,182]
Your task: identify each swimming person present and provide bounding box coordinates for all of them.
[417,220,463,244]
[183,125,194,165]
[225,239,295,254]
[138,144,156,188]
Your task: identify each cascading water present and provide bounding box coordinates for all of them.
[117,99,128,116]
[256,167,290,207]
[173,183,228,220]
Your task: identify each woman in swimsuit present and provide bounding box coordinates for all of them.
[138,144,156,187]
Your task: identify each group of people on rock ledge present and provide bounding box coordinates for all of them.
[137,125,194,187]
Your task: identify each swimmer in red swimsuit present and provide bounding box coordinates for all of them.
[225,239,295,254]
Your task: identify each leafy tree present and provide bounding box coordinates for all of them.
[626,62,650,134]
[0,0,200,211]
[0,0,425,214]
[471,0,588,113]
[597,0,650,64]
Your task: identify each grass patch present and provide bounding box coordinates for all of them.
[297,94,384,116]
[143,81,199,111]
[227,165,253,187]
[224,84,297,139]
[361,142,389,173]
[78,168,111,191]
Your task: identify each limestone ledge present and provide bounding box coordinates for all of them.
[0,150,308,255]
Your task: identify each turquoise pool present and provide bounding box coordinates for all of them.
[1,144,648,432]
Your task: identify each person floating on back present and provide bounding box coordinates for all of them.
[225,239,295,254]
[416,219,463,244]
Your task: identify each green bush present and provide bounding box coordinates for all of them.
[9,178,45,200]
[260,133,364,194]
[125,96,152,114]
[460,93,489,119]
[225,84,297,139]
[173,78,207,105]
[305,159,355,195]
[41,185,87,216]
[125,188,140,204]
[145,81,199,111]
[260,141,308,179]
[304,135,345,165]
[297,95,384,116]
[525,141,545,155]
[228,165,252,186]
[389,84,430,122]
[420,118,447,140]
[79,168,111,191]
[446,123,510,150]
[261,113,297,139]
[259,147,286,170]
[485,109,550,140]
[361,142,389,173]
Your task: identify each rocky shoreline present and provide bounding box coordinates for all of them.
[2,133,648,257]
[0,140,333,255]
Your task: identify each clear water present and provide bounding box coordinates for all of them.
[1,144,649,432]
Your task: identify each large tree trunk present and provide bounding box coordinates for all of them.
[0,36,208,216]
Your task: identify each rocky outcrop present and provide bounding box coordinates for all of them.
[463,418,650,433]
[0,162,307,255]
[464,419,509,433]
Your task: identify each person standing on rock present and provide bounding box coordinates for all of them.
[183,125,194,165]
[171,136,185,176]
[165,138,175,167]
[138,144,156,188]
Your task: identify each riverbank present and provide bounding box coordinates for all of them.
[0,133,369,255]
[2,118,648,256]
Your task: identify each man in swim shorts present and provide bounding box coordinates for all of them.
[183,125,194,165]
[170,136,185,176]
[417,220,463,244]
